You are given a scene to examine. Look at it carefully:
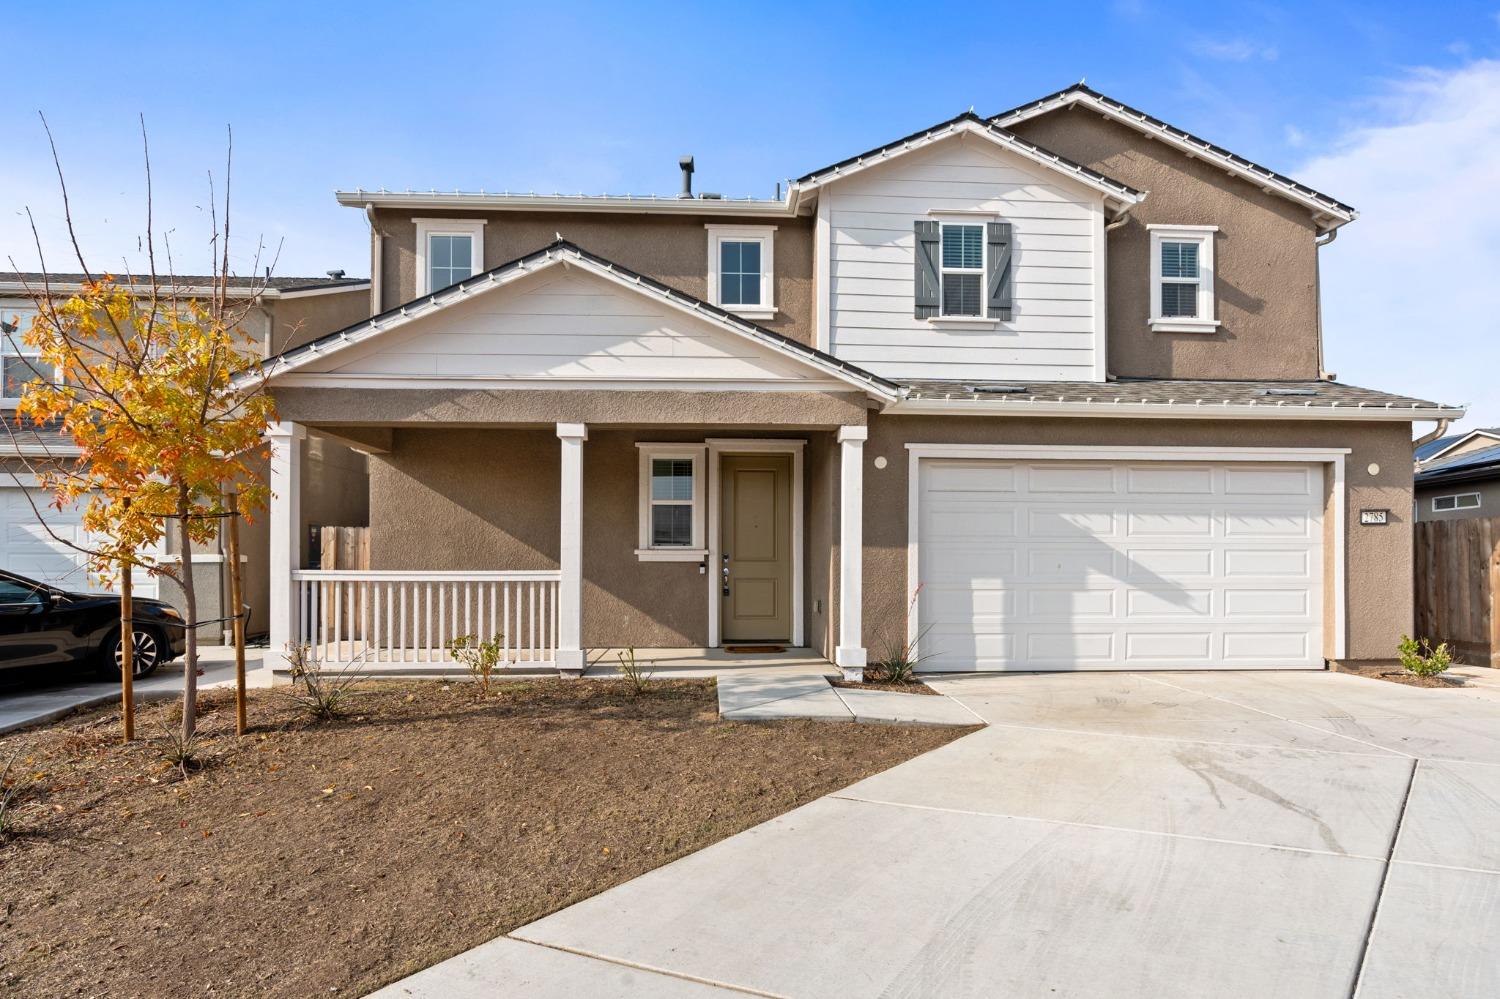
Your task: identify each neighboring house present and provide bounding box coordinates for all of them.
[1415,429,1500,522]
[257,83,1463,677]
[1,272,373,642]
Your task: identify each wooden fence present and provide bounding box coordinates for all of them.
[1414,516,1500,667]
[313,526,370,571]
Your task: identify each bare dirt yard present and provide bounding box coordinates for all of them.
[0,678,969,998]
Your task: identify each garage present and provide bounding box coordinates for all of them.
[915,456,1327,671]
[0,486,159,597]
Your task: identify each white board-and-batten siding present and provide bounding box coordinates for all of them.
[325,267,824,384]
[822,134,1106,382]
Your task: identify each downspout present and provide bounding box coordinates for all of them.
[1413,418,1452,452]
[365,203,382,315]
[1102,203,1136,382]
[1315,227,1337,381]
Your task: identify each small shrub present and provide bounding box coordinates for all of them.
[869,585,934,684]
[615,647,655,696]
[153,711,205,778]
[1397,635,1453,678]
[448,634,504,698]
[0,746,26,837]
[283,644,366,720]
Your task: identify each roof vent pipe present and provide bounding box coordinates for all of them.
[678,156,695,198]
[326,269,346,280]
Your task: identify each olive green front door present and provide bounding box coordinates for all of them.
[720,454,793,642]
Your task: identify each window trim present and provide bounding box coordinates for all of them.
[1148,224,1220,333]
[635,443,708,561]
[937,221,986,319]
[414,218,487,296]
[1,306,51,406]
[1432,492,1482,513]
[705,225,776,320]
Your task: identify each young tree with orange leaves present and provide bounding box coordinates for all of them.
[6,115,278,740]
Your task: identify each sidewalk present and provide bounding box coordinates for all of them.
[0,646,274,735]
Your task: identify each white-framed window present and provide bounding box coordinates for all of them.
[635,443,707,560]
[1432,492,1482,512]
[705,225,775,319]
[1148,224,1219,333]
[414,219,487,296]
[939,222,985,318]
[1,306,45,404]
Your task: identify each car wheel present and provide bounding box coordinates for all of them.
[101,628,164,679]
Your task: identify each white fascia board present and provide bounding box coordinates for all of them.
[994,91,1356,229]
[789,118,1145,213]
[273,283,371,300]
[884,397,1466,422]
[0,281,360,301]
[260,247,898,401]
[338,190,800,217]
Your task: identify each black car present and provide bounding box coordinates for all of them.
[0,569,186,678]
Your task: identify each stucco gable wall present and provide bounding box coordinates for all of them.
[1007,108,1322,381]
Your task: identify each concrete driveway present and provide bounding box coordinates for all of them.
[374,670,1500,999]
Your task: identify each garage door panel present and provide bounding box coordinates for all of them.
[1027,509,1116,537]
[1126,588,1213,617]
[1125,632,1214,661]
[2,487,159,597]
[917,458,1324,671]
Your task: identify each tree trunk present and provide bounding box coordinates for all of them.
[176,486,199,740]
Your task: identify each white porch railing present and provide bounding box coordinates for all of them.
[290,570,561,668]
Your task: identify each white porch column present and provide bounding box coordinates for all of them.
[556,422,588,676]
[267,421,305,661]
[835,425,868,681]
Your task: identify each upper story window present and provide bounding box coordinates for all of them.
[414,219,486,296]
[1148,224,1219,333]
[706,226,775,320]
[1,307,45,404]
[940,223,984,317]
[913,219,1012,323]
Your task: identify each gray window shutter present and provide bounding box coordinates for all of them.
[914,220,940,318]
[986,222,1013,321]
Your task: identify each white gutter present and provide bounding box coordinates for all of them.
[0,282,367,300]
[883,397,1467,422]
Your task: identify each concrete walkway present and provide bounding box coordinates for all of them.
[712,659,981,726]
[0,646,274,735]
[372,669,1500,999]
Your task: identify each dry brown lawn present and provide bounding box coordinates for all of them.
[0,678,968,998]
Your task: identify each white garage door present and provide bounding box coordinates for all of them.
[916,459,1325,671]
[0,487,159,597]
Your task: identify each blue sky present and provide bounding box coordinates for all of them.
[3,1,1498,429]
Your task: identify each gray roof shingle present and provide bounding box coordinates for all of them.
[899,378,1454,413]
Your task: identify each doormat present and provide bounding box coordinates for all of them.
[725,645,787,654]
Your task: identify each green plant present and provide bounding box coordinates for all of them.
[1397,635,1453,678]
[0,746,25,837]
[152,710,205,778]
[869,585,935,684]
[614,647,655,696]
[448,634,504,698]
[283,644,366,720]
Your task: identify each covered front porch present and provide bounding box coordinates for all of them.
[266,419,872,679]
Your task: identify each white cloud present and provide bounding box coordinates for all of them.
[1297,60,1500,432]
[1190,38,1278,62]
[1284,124,1308,148]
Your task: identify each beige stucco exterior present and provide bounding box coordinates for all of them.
[1415,478,1500,522]
[267,289,372,355]
[296,395,1416,666]
[371,209,816,348]
[1006,108,1324,381]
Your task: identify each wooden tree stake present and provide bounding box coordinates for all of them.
[120,554,135,743]
[227,492,247,735]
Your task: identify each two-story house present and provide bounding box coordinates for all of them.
[1,272,373,651]
[256,84,1463,678]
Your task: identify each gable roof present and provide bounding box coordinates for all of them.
[990,84,1357,232]
[259,239,900,399]
[790,111,1145,211]
[1416,428,1500,465]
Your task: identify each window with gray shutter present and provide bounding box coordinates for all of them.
[939,223,984,317]
[913,220,940,318]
